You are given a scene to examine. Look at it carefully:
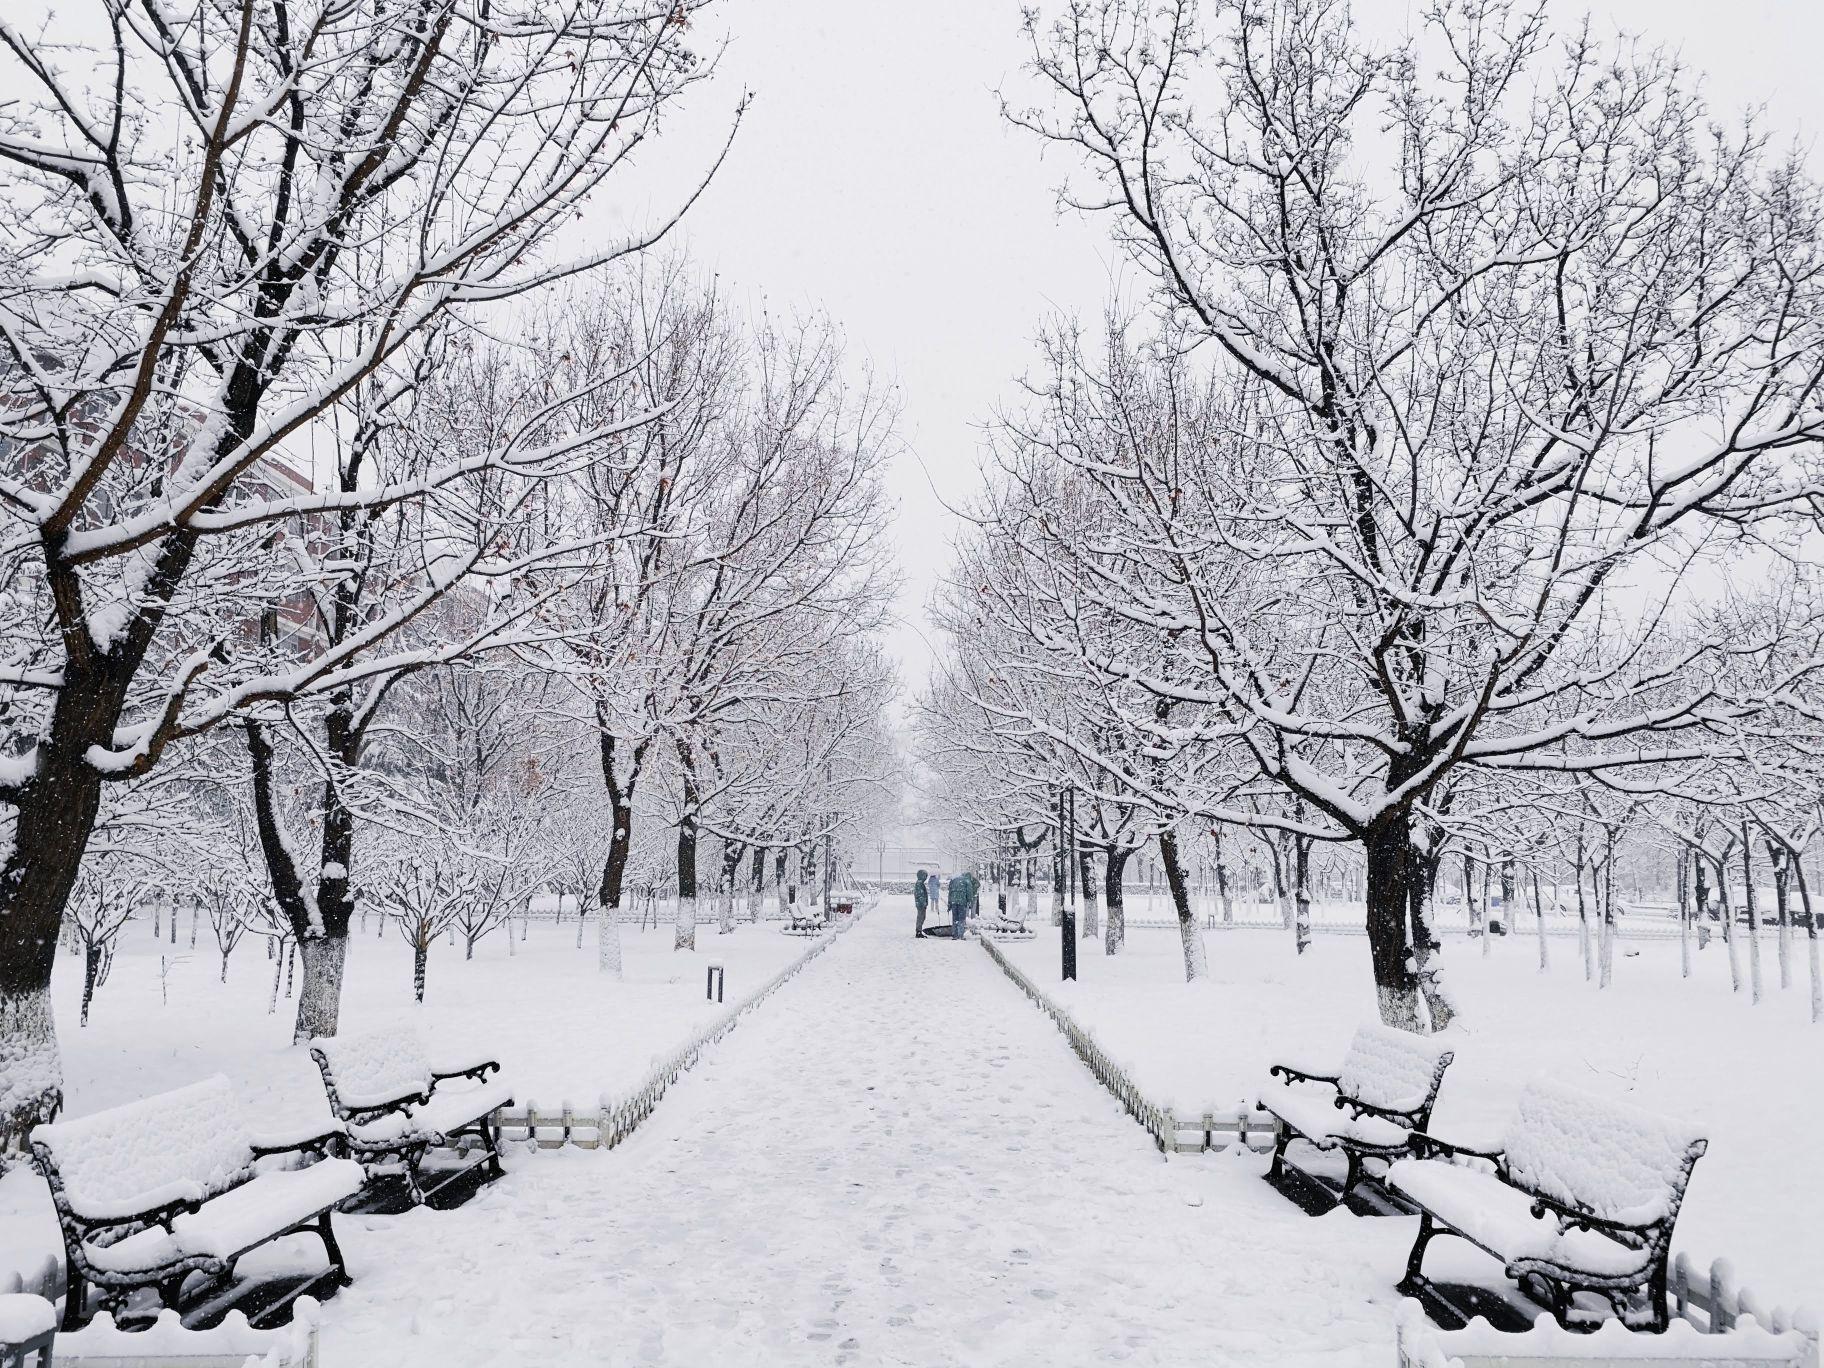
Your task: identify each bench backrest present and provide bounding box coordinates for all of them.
[1336,1024,1454,1118]
[30,1076,253,1221]
[311,1028,433,1114]
[1502,1080,1707,1229]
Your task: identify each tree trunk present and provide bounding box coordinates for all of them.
[1409,842,1455,1030]
[1742,828,1762,1004]
[674,785,699,952]
[1293,834,1312,955]
[600,798,636,918]
[1159,831,1207,981]
[1078,849,1099,940]
[1767,837,1792,991]
[1791,854,1820,1024]
[1532,868,1549,974]
[1719,864,1743,992]
[413,940,427,1002]
[1364,819,1426,1032]
[1104,846,1131,956]
[1214,827,1233,924]
[1677,845,1691,978]
[286,931,347,1044]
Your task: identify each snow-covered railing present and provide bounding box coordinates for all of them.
[0,1262,317,1367]
[978,934,1280,1155]
[1395,1256,1820,1367]
[979,935,1181,1153]
[489,910,863,1151]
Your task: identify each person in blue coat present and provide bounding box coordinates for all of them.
[947,869,979,941]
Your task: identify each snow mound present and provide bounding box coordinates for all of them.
[31,1075,254,1219]
[1501,1080,1705,1225]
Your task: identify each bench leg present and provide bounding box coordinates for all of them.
[1340,1150,1363,1198]
[482,1116,505,1180]
[1398,1212,1437,1296]
[317,1211,351,1288]
[60,1267,87,1332]
[1267,1127,1293,1181]
[1646,1260,1671,1332]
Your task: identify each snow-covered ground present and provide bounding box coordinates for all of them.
[998,917,1824,1309]
[322,905,1404,1367]
[0,911,814,1284]
[7,897,1816,1364]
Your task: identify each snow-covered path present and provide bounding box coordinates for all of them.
[325,908,1404,1366]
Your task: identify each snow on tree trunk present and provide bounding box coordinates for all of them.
[1408,844,1454,1031]
[1719,872,1743,992]
[1159,831,1207,982]
[292,934,349,1045]
[597,899,623,979]
[1677,847,1691,979]
[1576,850,1593,982]
[1293,835,1311,956]
[1274,834,1294,931]
[1104,846,1130,956]
[413,942,428,1002]
[1079,849,1099,940]
[1532,870,1549,974]
[674,896,697,953]
[1364,819,1427,1033]
[1742,831,1762,1004]
[1214,829,1233,925]
[1795,859,1821,1023]
[1769,840,1792,991]
[0,988,61,1151]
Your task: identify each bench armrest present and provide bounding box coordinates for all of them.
[338,1080,431,1115]
[250,1120,346,1160]
[1267,1061,1339,1088]
[431,1058,501,1086]
[1525,1190,1657,1241]
[1409,1131,1505,1164]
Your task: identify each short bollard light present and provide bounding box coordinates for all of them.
[706,964,725,1003]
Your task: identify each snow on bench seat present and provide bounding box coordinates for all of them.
[1257,1023,1454,1200]
[1387,1156,1650,1280]
[310,1027,511,1205]
[1392,1079,1707,1330]
[28,1075,351,1329]
[172,1159,365,1260]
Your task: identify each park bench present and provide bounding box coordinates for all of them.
[28,1075,359,1331]
[1256,1023,1454,1204]
[1387,1079,1707,1330]
[309,1028,512,1207]
[783,903,828,936]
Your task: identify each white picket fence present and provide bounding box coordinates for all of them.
[490,908,862,1150]
[1,1256,320,1367]
[1396,1255,1820,1365]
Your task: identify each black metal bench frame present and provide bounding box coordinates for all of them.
[309,1049,507,1206]
[1397,1131,1708,1331]
[31,1127,348,1331]
[1260,1048,1454,1201]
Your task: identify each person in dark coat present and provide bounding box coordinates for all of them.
[913,869,930,937]
[948,869,979,941]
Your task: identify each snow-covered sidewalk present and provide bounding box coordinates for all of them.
[323,908,1405,1366]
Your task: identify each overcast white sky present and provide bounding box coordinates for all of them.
[619,0,1824,698]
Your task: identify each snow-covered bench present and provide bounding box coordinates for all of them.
[1256,1023,1454,1202]
[309,1028,512,1206]
[28,1076,359,1330]
[1388,1079,1708,1330]
[783,904,828,936]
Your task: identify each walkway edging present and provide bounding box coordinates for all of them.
[494,909,866,1150]
[977,935,1277,1155]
